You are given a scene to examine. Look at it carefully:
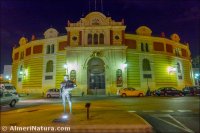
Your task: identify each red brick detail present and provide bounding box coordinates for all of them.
[166,44,173,53]
[67,32,70,46]
[14,52,19,60]
[125,39,137,49]
[153,42,164,51]
[79,31,82,46]
[26,47,31,56]
[59,41,67,51]
[181,48,187,57]
[110,30,113,45]
[33,45,43,54]
[122,30,125,45]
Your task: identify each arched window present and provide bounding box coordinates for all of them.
[116,69,123,87]
[143,59,151,71]
[94,34,98,45]
[141,43,144,51]
[177,63,181,73]
[88,34,92,45]
[70,70,76,83]
[46,60,53,72]
[46,45,50,54]
[51,44,54,54]
[99,33,104,44]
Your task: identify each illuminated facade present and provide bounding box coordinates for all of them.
[12,12,194,95]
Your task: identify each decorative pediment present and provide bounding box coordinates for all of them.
[68,12,123,27]
[19,37,28,46]
[136,26,152,36]
[84,12,108,26]
[44,28,59,39]
[170,33,180,42]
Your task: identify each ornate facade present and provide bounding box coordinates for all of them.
[12,12,194,95]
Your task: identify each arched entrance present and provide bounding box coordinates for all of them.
[87,57,105,95]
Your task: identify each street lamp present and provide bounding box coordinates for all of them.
[121,63,127,69]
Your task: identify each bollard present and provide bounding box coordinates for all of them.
[85,103,91,120]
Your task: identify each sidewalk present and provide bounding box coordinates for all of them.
[1,103,152,133]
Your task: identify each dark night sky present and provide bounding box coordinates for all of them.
[1,0,200,73]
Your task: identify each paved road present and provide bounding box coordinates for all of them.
[1,96,199,133]
[138,112,199,133]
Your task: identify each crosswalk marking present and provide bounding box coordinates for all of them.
[161,110,174,112]
[128,110,136,112]
[142,110,155,112]
[152,114,194,133]
[177,110,192,112]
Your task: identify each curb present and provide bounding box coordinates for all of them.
[69,125,152,133]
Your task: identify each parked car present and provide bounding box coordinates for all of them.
[155,87,183,96]
[0,83,17,94]
[182,86,200,96]
[119,88,144,97]
[46,88,60,98]
[0,90,19,107]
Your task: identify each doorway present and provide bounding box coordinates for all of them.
[87,57,105,95]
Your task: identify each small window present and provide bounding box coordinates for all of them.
[94,34,98,45]
[88,34,92,45]
[18,77,22,82]
[115,35,120,40]
[141,43,144,51]
[51,44,54,54]
[45,76,53,80]
[46,45,50,54]
[143,74,152,78]
[178,75,183,79]
[146,43,149,52]
[143,59,151,71]
[46,60,53,72]
[72,36,77,41]
[100,33,104,44]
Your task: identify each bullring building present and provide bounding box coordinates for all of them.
[11,12,194,95]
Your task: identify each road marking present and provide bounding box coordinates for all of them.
[152,114,194,133]
[128,110,136,113]
[142,110,155,112]
[177,110,192,113]
[161,110,174,113]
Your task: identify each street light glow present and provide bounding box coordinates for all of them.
[62,114,68,119]
[64,64,68,69]
[121,63,127,69]
[195,73,199,79]
[167,66,176,74]
[6,75,9,79]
